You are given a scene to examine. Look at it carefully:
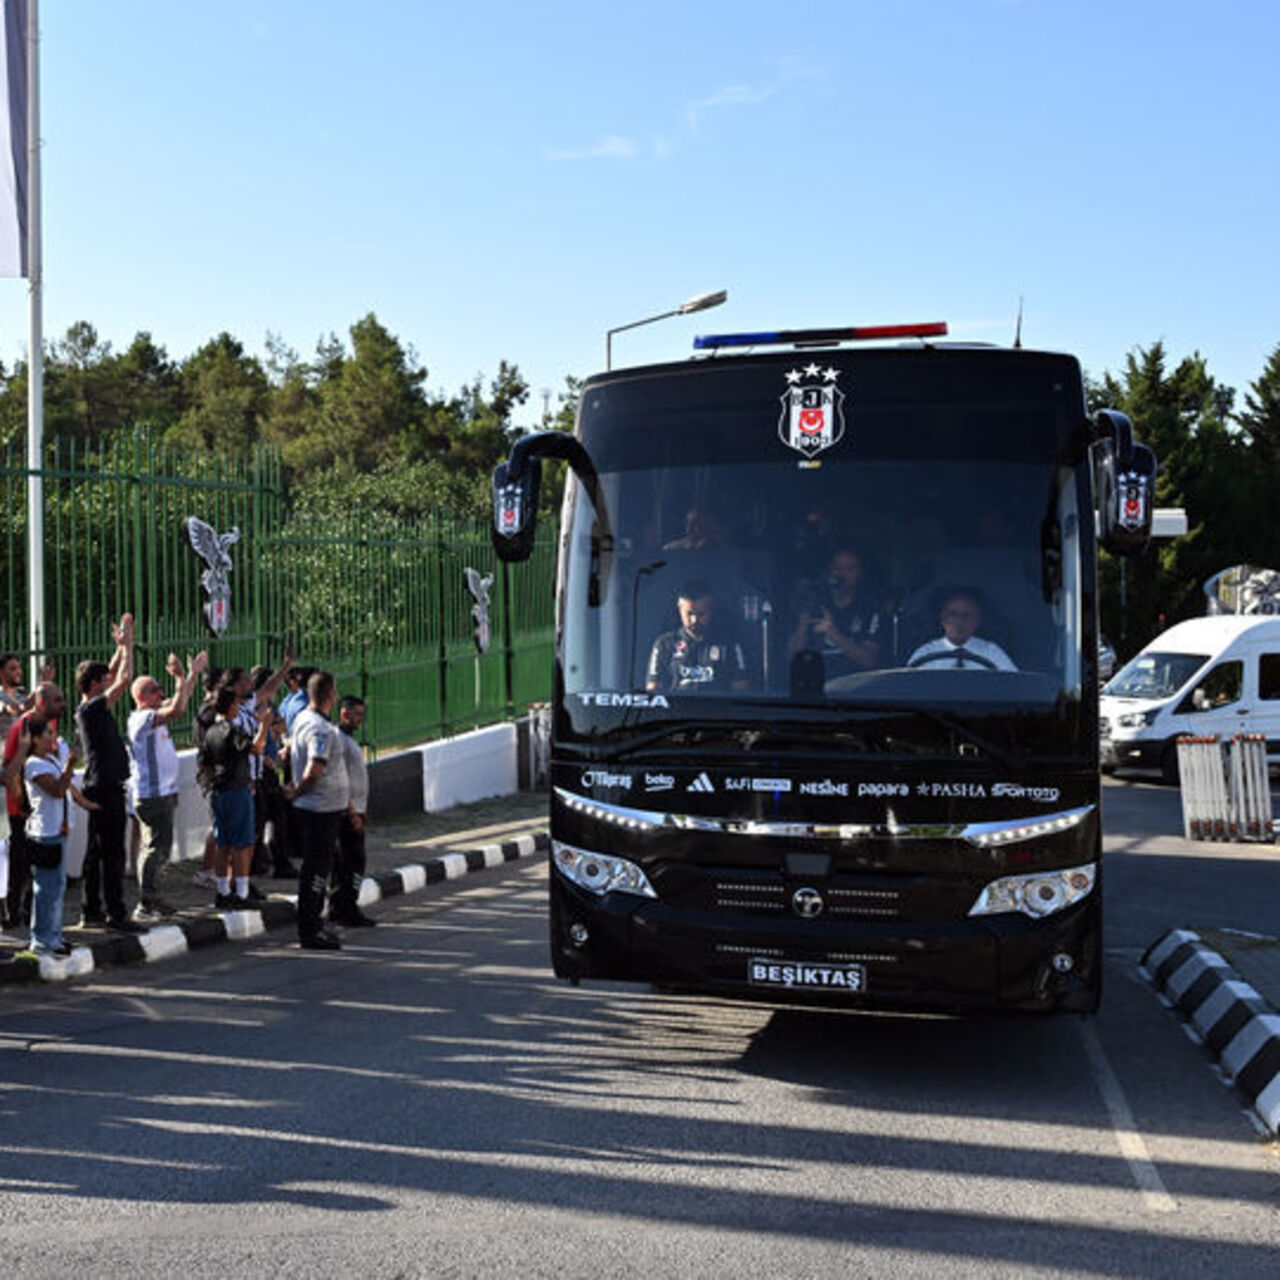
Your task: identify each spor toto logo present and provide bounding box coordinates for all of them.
[791,887,824,919]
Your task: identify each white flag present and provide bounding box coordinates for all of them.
[0,0,28,278]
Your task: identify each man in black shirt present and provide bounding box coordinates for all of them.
[788,546,885,680]
[74,613,145,932]
[646,581,748,694]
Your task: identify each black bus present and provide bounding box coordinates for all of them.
[492,323,1155,1013]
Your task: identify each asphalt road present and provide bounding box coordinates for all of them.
[1,780,1278,1278]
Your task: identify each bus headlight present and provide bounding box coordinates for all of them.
[553,840,658,899]
[968,863,1096,919]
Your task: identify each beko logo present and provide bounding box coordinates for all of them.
[645,773,675,792]
[576,692,670,708]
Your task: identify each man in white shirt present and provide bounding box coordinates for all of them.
[128,651,207,921]
[329,694,376,928]
[285,671,349,951]
[907,591,1016,671]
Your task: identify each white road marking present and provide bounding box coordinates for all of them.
[1078,1019,1177,1213]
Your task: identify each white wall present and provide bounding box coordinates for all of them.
[60,722,521,878]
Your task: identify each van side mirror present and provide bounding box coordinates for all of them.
[1094,409,1157,557]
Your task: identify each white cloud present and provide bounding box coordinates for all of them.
[544,60,825,164]
[544,134,640,162]
[685,82,771,131]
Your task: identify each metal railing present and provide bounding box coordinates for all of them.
[0,431,555,751]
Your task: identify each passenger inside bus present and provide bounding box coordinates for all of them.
[663,505,725,550]
[645,580,749,693]
[787,545,887,679]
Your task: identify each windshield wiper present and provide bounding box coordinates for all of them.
[882,704,1025,773]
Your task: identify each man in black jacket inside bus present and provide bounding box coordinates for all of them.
[646,580,748,694]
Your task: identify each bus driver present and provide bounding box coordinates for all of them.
[907,589,1017,671]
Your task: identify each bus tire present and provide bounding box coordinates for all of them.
[1160,742,1180,786]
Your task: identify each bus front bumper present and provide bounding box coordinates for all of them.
[549,872,1100,1013]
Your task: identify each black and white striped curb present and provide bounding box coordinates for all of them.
[0,830,549,986]
[1142,928,1280,1136]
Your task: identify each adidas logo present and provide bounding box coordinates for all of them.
[686,772,715,793]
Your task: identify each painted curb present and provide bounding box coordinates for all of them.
[1141,928,1280,1136]
[0,830,548,987]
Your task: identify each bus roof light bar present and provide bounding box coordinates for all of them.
[693,322,948,351]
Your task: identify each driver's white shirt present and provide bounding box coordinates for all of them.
[907,635,1016,671]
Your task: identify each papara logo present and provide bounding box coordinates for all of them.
[576,692,670,708]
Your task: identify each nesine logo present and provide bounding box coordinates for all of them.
[800,779,849,796]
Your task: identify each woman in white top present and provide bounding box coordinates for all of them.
[22,715,80,956]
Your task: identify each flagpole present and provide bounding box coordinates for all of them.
[24,0,42,684]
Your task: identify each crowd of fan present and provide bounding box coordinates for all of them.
[0,614,372,958]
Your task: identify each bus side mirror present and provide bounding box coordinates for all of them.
[491,429,612,572]
[1094,409,1157,557]
[492,456,541,563]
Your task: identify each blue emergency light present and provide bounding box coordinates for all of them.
[693,322,948,351]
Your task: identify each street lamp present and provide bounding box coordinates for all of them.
[606,289,727,370]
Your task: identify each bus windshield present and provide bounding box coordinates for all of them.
[559,351,1092,748]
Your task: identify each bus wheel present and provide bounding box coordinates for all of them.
[1160,743,1180,786]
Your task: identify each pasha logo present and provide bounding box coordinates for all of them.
[780,365,846,459]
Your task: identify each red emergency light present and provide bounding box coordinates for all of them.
[693,322,948,351]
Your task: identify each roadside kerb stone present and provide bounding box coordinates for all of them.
[1143,926,1280,1135]
[0,826,548,986]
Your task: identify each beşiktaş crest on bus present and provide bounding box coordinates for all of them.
[780,364,845,459]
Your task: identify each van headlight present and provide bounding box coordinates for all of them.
[968,863,1096,919]
[1116,709,1159,728]
[553,840,657,898]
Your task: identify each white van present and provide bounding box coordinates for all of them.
[1100,615,1280,781]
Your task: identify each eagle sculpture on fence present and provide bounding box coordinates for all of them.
[463,566,494,655]
[185,516,241,637]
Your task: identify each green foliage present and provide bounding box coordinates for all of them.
[0,313,544,516]
[1092,342,1252,655]
[165,332,270,456]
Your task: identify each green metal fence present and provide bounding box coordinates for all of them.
[0,432,555,752]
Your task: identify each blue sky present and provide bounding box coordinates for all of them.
[5,0,1278,421]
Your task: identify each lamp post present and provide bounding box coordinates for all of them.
[606,289,727,370]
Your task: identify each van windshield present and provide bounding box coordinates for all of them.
[1104,651,1207,700]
